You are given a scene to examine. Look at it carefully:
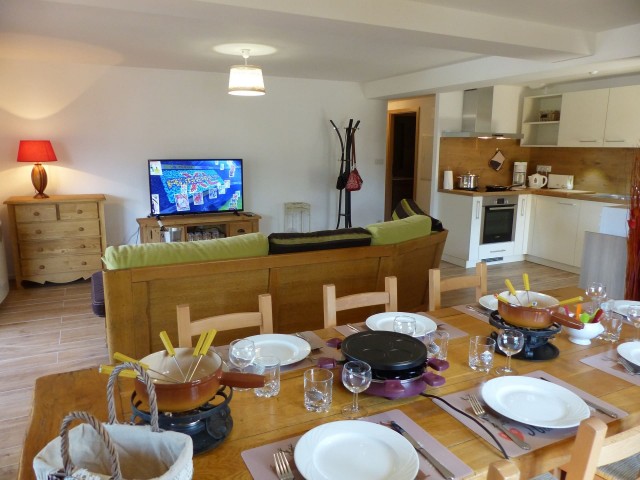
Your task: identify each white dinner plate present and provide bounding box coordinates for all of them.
[481,376,590,429]
[294,421,419,480]
[612,300,640,317]
[245,334,311,366]
[365,312,437,337]
[479,294,498,311]
[617,341,640,368]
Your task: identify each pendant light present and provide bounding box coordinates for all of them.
[228,49,265,96]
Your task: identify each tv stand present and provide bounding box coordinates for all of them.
[137,212,261,244]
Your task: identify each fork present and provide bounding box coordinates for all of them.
[274,450,295,480]
[619,357,640,375]
[467,394,531,450]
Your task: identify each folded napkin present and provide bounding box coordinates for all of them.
[241,409,473,480]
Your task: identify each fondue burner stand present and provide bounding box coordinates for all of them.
[489,311,561,361]
[131,385,233,455]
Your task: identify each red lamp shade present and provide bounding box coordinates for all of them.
[17,140,58,199]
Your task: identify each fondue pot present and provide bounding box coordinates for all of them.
[136,347,265,412]
[497,291,584,330]
[340,331,446,399]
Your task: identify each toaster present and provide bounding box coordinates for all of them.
[548,174,574,190]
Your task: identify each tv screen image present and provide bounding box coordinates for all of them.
[148,159,243,216]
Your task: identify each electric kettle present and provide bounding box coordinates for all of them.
[528,173,548,189]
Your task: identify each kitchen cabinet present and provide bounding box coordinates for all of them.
[136,212,261,243]
[557,89,609,147]
[527,196,617,270]
[603,85,640,147]
[520,94,562,147]
[513,194,531,254]
[4,194,106,288]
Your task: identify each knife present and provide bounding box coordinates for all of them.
[538,377,619,419]
[465,305,490,316]
[480,412,531,450]
[389,421,455,480]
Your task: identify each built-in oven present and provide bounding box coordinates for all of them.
[480,195,518,244]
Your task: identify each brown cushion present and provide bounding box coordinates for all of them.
[268,228,372,254]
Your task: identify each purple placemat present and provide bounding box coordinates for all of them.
[216,332,342,373]
[580,350,640,386]
[241,409,473,480]
[453,304,490,323]
[435,370,627,458]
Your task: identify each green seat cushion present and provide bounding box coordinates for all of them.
[268,228,372,254]
[103,232,269,270]
[366,215,432,245]
[391,198,444,232]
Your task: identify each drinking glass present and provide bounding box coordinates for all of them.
[585,282,607,314]
[253,355,280,398]
[425,330,449,360]
[228,339,256,391]
[628,305,640,341]
[495,329,525,375]
[304,368,333,412]
[468,336,496,372]
[341,360,372,419]
[599,299,623,343]
[393,315,416,336]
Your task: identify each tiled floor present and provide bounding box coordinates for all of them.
[0,260,579,478]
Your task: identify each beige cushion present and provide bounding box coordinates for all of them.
[366,215,432,245]
[103,232,269,270]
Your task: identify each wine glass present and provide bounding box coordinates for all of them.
[627,306,640,341]
[495,329,525,375]
[341,361,372,419]
[585,282,607,314]
[228,339,256,390]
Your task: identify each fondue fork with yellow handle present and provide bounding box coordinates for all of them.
[504,279,522,305]
[186,329,217,382]
[99,364,138,379]
[523,273,531,306]
[113,352,183,383]
[160,330,187,381]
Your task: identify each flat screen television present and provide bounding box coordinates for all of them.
[148,159,243,216]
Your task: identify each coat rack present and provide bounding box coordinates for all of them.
[331,118,360,229]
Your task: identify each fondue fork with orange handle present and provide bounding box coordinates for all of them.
[186,329,217,382]
[160,330,187,381]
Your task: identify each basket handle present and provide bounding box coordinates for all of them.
[59,411,123,480]
[106,362,160,431]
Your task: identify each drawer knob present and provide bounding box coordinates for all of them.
[80,244,86,248]
[79,227,85,232]
[33,211,40,216]
[237,229,246,233]
[39,265,45,270]
[81,261,87,266]
[77,209,83,214]
[35,229,42,234]
[37,247,44,252]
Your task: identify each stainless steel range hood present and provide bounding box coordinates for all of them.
[442,87,523,139]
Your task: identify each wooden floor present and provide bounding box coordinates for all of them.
[0,261,579,478]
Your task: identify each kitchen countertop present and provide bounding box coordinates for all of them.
[438,188,630,205]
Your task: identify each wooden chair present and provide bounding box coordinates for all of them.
[428,261,487,311]
[176,294,273,347]
[323,276,398,328]
[533,417,640,480]
[488,460,520,480]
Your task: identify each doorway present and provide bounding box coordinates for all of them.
[385,109,419,219]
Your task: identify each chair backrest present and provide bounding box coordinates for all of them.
[176,294,273,347]
[323,276,398,328]
[488,460,520,480]
[428,261,487,311]
[563,417,640,480]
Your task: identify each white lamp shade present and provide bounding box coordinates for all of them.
[228,65,265,96]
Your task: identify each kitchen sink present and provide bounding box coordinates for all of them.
[587,193,631,201]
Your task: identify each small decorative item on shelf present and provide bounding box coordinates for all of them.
[538,110,560,122]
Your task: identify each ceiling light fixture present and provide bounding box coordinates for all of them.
[228,49,265,96]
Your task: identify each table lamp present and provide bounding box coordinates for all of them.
[17,140,58,199]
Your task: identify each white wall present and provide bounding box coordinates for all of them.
[0,60,387,275]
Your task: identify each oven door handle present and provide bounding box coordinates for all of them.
[485,206,516,211]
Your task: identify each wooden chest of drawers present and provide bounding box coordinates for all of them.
[4,195,106,288]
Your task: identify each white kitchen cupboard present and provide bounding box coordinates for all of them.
[603,85,640,147]
[438,194,482,268]
[520,94,562,146]
[557,89,609,147]
[527,196,616,271]
[513,194,532,255]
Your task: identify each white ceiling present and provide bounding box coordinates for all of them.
[3,0,640,97]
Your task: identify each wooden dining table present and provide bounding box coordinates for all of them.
[19,287,640,479]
